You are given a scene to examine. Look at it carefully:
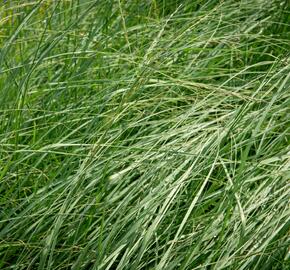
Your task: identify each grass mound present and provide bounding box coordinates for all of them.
[0,1,289,269]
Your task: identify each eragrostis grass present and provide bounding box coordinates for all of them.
[0,0,289,269]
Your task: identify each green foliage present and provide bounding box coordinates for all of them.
[0,0,289,269]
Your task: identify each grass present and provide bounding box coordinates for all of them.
[0,0,289,269]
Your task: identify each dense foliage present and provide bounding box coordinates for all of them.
[0,0,289,269]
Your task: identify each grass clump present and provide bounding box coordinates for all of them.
[0,0,289,269]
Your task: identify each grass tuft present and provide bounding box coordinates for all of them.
[0,0,289,269]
